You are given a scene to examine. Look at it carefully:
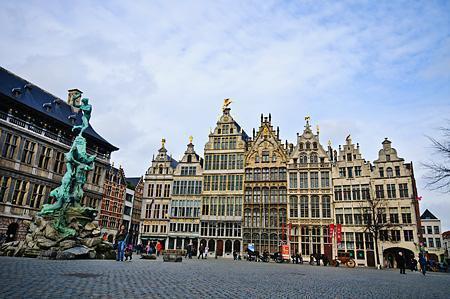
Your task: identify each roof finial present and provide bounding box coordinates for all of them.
[316,125,320,135]
[305,116,311,129]
[223,98,232,110]
[161,138,166,148]
[328,139,332,146]
[189,135,193,144]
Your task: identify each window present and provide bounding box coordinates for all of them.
[335,209,343,224]
[375,185,384,199]
[299,154,307,164]
[156,184,162,197]
[379,167,384,177]
[12,180,28,205]
[320,171,329,188]
[53,151,65,174]
[2,133,19,159]
[30,184,46,208]
[153,204,160,219]
[343,186,351,200]
[38,146,52,169]
[399,183,408,198]
[387,184,396,198]
[347,167,353,178]
[401,207,411,224]
[346,153,352,161]
[344,208,353,224]
[299,172,308,189]
[164,184,170,197]
[361,185,370,200]
[300,196,308,218]
[428,238,434,248]
[427,226,432,234]
[404,230,414,242]
[289,172,297,188]
[289,196,298,218]
[310,172,319,189]
[311,196,319,218]
[92,166,102,185]
[334,186,342,201]
[148,184,154,197]
[339,167,346,178]
[436,238,441,248]
[322,196,331,218]
[386,167,393,178]
[434,226,439,234]
[21,140,36,165]
[389,208,399,223]
[279,168,286,180]
[352,185,361,200]
[0,176,10,202]
[353,209,362,224]
[395,166,401,177]
[262,151,269,163]
[354,166,362,177]
[262,168,269,181]
[310,153,318,163]
[391,230,400,242]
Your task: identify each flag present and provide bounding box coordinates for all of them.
[416,196,422,201]
[336,224,342,243]
[329,224,335,239]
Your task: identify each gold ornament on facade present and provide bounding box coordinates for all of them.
[161,138,166,147]
[223,98,232,110]
[189,136,193,144]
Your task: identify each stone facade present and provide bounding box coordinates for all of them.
[168,139,202,253]
[243,114,288,253]
[287,118,333,261]
[141,140,177,248]
[420,209,445,262]
[200,105,247,257]
[138,103,423,267]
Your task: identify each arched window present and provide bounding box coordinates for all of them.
[313,142,318,149]
[300,143,304,150]
[244,209,251,226]
[159,166,163,174]
[299,153,307,164]
[253,188,261,203]
[306,142,311,150]
[310,153,318,163]
[300,196,309,218]
[289,196,298,218]
[386,167,393,178]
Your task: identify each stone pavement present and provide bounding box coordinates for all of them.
[0,256,449,299]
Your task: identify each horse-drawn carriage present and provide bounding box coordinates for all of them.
[331,252,356,268]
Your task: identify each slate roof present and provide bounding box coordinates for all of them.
[420,209,438,220]
[0,66,118,151]
[126,177,142,188]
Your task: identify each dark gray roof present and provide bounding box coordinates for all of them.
[420,209,438,220]
[0,66,118,151]
[126,177,142,188]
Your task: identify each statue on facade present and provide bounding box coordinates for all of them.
[38,96,96,236]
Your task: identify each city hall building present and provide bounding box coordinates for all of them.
[0,67,117,242]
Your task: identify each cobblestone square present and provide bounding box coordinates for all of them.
[1,256,449,299]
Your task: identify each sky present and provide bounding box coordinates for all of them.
[1,1,449,230]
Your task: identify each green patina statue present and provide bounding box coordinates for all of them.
[38,92,97,236]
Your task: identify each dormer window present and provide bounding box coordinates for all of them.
[187,155,192,163]
[299,154,307,164]
[262,151,269,162]
[306,142,311,150]
[313,142,317,149]
[310,153,318,163]
[300,143,304,150]
[346,153,352,161]
[379,167,384,178]
[255,155,260,163]
[386,154,391,161]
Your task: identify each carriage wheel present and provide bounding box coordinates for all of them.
[346,259,356,268]
[331,260,338,267]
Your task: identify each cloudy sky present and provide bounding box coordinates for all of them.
[1,1,449,229]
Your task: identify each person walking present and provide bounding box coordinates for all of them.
[204,246,209,259]
[114,224,127,262]
[198,244,204,259]
[419,253,427,276]
[397,252,406,274]
[410,257,418,272]
[125,244,133,261]
[156,241,162,256]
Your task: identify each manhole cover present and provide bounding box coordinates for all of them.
[63,273,101,278]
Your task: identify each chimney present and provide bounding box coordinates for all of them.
[68,89,82,106]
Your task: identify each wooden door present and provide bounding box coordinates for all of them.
[367,251,375,267]
[217,240,224,256]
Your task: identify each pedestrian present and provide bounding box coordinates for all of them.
[114,224,127,262]
[397,252,406,274]
[204,246,209,259]
[316,254,321,266]
[198,245,204,259]
[419,253,427,276]
[156,241,162,256]
[145,243,150,254]
[233,250,237,260]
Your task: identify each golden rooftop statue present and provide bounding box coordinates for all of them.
[316,125,320,134]
[189,136,193,144]
[161,138,166,147]
[223,98,232,110]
